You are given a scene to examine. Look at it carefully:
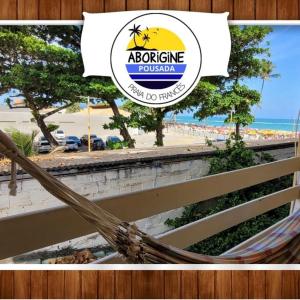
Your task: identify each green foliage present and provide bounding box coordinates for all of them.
[165,138,292,255]
[106,140,128,150]
[5,128,38,157]
[47,124,59,133]
[191,26,277,136]
[0,26,87,145]
[66,102,81,113]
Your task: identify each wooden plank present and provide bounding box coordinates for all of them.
[115,271,132,299]
[281,271,299,299]
[61,0,83,19]
[212,0,233,19]
[64,271,81,299]
[0,157,298,261]
[127,0,148,10]
[249,271,266,299]
[164,271,181,299]
[168,0,190,10]
[256,0,277,20]
[81,271,98,299]
[30,271,47,299]
[198,271,215,299]
[98,271,114,298]
[233,0,255,19]
[0,0,17,19]
[48,271,65,299]
[190,0,212,12]
[39,0,61,19]
[266,271,282,299]
[232,271,248,299]
[105,0,126,11]
[132,271,164,299]
[14,271,31,299]
[278,0,299,19]
[158,186,298,249]
[149,0,169,9]
[18,0,38,19]
[181,271,198,298]
[215,271,232,299]
[83,0,104,13]
[0,271,14,299]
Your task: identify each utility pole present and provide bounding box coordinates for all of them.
[87,96,91,153]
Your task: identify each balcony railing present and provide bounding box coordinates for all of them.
[0,156,299,262]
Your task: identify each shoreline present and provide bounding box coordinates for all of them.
[164,121,296,141]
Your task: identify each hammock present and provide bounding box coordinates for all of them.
[0,129,299,263]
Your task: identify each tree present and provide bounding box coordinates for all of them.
[119,81,219,146]
[88,79,136,148]
[195,84,261,137]
[193,26,276,138]
[30,26,136,148]
[260,59,280,94]
[0,27,85,146]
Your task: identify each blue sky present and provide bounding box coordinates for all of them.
[247,26,300,119]
[1,25,300,120]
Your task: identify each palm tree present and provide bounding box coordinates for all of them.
[142,34,150,47]
[260,60,280,95]
[129,24,142,47]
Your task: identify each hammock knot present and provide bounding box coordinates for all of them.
[116,223,145,263]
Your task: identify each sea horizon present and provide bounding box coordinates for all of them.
[167,115,298,132]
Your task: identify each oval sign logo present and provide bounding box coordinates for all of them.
[110,13,202,107]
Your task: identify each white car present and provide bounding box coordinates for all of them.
[64,140,79,152]
[36,137,52,153]
[54,130,65,140]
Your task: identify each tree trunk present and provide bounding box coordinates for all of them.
[108,100,135,148]
[34,113,58,146]
[155,110,164,147]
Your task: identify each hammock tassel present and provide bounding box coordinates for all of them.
[8,159,17,196]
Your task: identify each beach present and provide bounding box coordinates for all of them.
[0,106,297,149]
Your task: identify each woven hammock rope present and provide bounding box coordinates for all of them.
[0,129,299,264]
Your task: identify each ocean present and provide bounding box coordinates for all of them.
[168,115,298,132]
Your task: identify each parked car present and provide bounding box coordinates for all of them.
[64,140,79,152]
[81,134,98,145]
[57,138,66,146]
[54,130,65,140]
[36,137,51,153]
[66,136,82,147]
[92,138,106,151]
[106,136,123,149]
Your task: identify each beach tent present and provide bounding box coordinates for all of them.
[0,129,299,264]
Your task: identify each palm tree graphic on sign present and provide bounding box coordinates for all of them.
[129,24,142,48]
[128,24,156,51]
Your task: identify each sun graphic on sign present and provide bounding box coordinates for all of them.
[127,25,186,51]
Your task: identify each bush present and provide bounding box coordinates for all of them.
[5,128,38,157]
[165,137,292,255]
[106,140,128,150]
[47,123,59,133]
[66,103,81,113]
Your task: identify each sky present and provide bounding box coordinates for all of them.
[247,25,300,119]
[1,25,300,120]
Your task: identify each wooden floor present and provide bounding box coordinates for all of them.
[0,270,298,299]
[0,0,299,20]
